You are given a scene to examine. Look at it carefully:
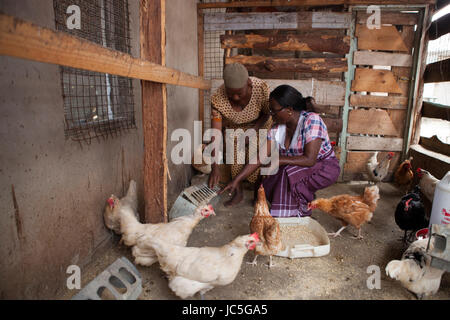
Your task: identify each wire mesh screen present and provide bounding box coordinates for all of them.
[54,0,135,143]
[200,0,227,131]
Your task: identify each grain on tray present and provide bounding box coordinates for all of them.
[280,225,323,247]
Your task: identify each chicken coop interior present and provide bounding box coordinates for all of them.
[0,0,449,300]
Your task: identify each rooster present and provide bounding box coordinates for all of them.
[394,157,414,193]
[103,180,138,234]
[367,152,394,183]
[417,168,439,203]
[248,185,285,268]
[308,185,380,239]
[386,237,446,299]
[147,233,260,299]
[394,186,428,244]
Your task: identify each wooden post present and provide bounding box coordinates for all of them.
[140,0,167,223]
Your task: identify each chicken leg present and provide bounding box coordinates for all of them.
[351,228,364,240]
[328,226,346,238]
[264,255,275,268]
[247,254,259,266]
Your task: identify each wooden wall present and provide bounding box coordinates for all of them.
[200,4,430,182]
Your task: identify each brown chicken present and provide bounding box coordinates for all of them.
[308,185,380,240]
[395,157,414,192]
[249,185,285,268]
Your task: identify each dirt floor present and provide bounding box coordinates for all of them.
[61,179,450,300]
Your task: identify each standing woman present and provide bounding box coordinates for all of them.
[208,63,272,206]
[221,85,340,217]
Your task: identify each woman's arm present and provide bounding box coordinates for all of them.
[220,138,273,195]
[208,114,223,188]
[253,112,270,131]
[279,138,322,167]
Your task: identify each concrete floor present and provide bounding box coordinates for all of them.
[61,180,450,300]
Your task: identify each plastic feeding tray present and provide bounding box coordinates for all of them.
[274,217,330,259]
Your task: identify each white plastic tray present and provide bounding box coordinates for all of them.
[275,217,330,259]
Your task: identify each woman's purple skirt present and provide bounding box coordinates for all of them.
[262,156,340,217]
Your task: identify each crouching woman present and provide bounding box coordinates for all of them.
[220,85,340,217]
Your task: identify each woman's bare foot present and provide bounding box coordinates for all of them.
[224,185,244,207]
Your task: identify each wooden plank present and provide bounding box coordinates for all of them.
[0,13,210,90]
[220,34,350,54]
[141,0,167,223]
[429,12,450,40]
[353,51,412,67]
[424,58,450,83]
[226,55,347,73]
[347,136,403,151]
[356,11,419,25]
[355,25,409,52]
[350,94,408,109]
[351,68,402,94]
[420,135,450,156]
[347,109,402,136]
[198,1,435,9]
[297,12,351,29]
[343,151,401,181]
[204,12,351,31]
[410,144,450,180]
[204,12,297,31]
[422,101,450,120]
[322,117,343,133]
[211,78,346,106]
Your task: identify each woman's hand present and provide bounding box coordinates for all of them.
[219,179,240,196]
[208,165,221,189]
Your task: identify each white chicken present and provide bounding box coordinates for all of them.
[146,233,260,299]
[103,180,138,234]
[129,204,215,266]
[366,152,394,183]
[104,180,216,266]
[385,238,446,299]
[417,168,439,203]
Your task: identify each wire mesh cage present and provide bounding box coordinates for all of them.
[54,0,136,144]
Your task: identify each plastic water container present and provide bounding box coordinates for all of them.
[430,171,450,226]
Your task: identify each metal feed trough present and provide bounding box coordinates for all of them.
[169,183,220,220]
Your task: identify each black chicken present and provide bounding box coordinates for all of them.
[394,186,428,244]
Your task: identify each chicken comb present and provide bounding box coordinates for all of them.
[250,232,260,242]
[331,141,336,146]
[388,152,394,157]
[207,204,214,211]
[416,167,422,173]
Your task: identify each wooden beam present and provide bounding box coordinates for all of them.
[410,144,450,180]
[429,12,450,40]
[420,135,450,156]
[221,34,350,54]
[422,101,450,120]
[211,78,346,106]
[323,117,343,133]
[436,0,450,10]
[204,12,350,31]
[424,58,450,83]
[141,0,167,223]
[0,13,210,90]
[355,25,409,52]
[356,11,419,25]
[350,94,408,109]
[347,136,403,151]
[351,68,403,94]
[198,1,435,9]
[226,55,347,73]
[353,51,412,67]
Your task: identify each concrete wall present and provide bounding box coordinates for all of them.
[0,0,143,299]
[165,0,199,207]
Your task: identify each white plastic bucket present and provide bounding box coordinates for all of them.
[430,171,450,226]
